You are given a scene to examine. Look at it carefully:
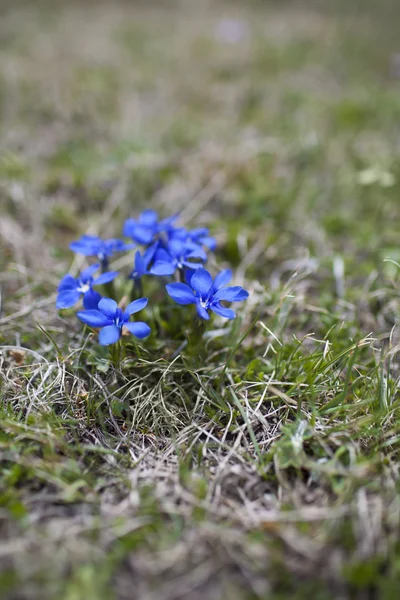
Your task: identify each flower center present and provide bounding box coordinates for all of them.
[77,283,90,293]
[115,309,125,328]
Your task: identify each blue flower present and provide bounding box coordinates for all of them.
[57,264,118,310]
[123,210,178,245]
[70,235,134,268]
[166,267,249,320]
[170,227,216,251]
[128,242,158,281]
[77,297,151,345]
[150,239,206,276]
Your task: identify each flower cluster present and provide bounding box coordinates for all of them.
[57,210,248,346]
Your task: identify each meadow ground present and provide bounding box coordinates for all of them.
[1,1,400,598]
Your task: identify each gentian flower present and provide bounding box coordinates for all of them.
[128,243,158,281]
[150,240,206,276]
[57,264,118,310]
[123,210,178,245]
[171,227,216,251]
[70,235,134,269]
[77,297,151,346]
[166,267,249,320]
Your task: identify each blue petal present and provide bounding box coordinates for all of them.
[80,263,100,281]
[139,209,158,225]
[124,297,148,316]
[191,268,213,298]
[185,269,195,287]
[190,227,209,238]
[56,290,81,309]
[143,242,159,267]
[70,241,94,255]
[231,289,249,301]
[166,283,196,305]
[94,271,118,285]
[106,238,131,253]
[186,246,207,261]
[77,310,111,327]
[210,304,236,319]
[170,227,187,241]
[100,240,114,256]
[213,269,232,291]
[106,238,119,250]
[124,321,151,339]
[134,250,145,274]
[213,286,244,302]
[83,289,102,310]
[123,218,135,237]
[58,274,77,292]
[98,298,118,317]
[132,225,154,245]
[123,242,136,251]
[70,237,101,255]
[195,302,210,320]
[158,214,179,231]
[151,261,176,276]
[99,325,121,345]
[81,235,100,242]
[199,236,216,251]
[167,239,186,257]
[154,248,171,262]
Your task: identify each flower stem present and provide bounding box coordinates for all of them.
[109,340,122,367]
[104,281,116,300]
[101,258,109,273]
[187,316,207,362]
[130,279,143,302]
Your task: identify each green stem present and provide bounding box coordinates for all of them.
[104,281,116,300]
[109,340,122,367]
[132,337,142,360]
[101,258,109,273]
[187,317,207,361]
[130,278,143,302]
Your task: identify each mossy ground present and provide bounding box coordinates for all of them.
[1,1,400,598]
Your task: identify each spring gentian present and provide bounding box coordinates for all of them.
[123,210,178,245]
[57,264,118,310]
[129,243,158,281]
[77,297,151,345]
[166,267,249,320]
[70,235,134,269]
[150,240,206,276]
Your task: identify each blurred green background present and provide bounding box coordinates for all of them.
[1,0,399,289]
